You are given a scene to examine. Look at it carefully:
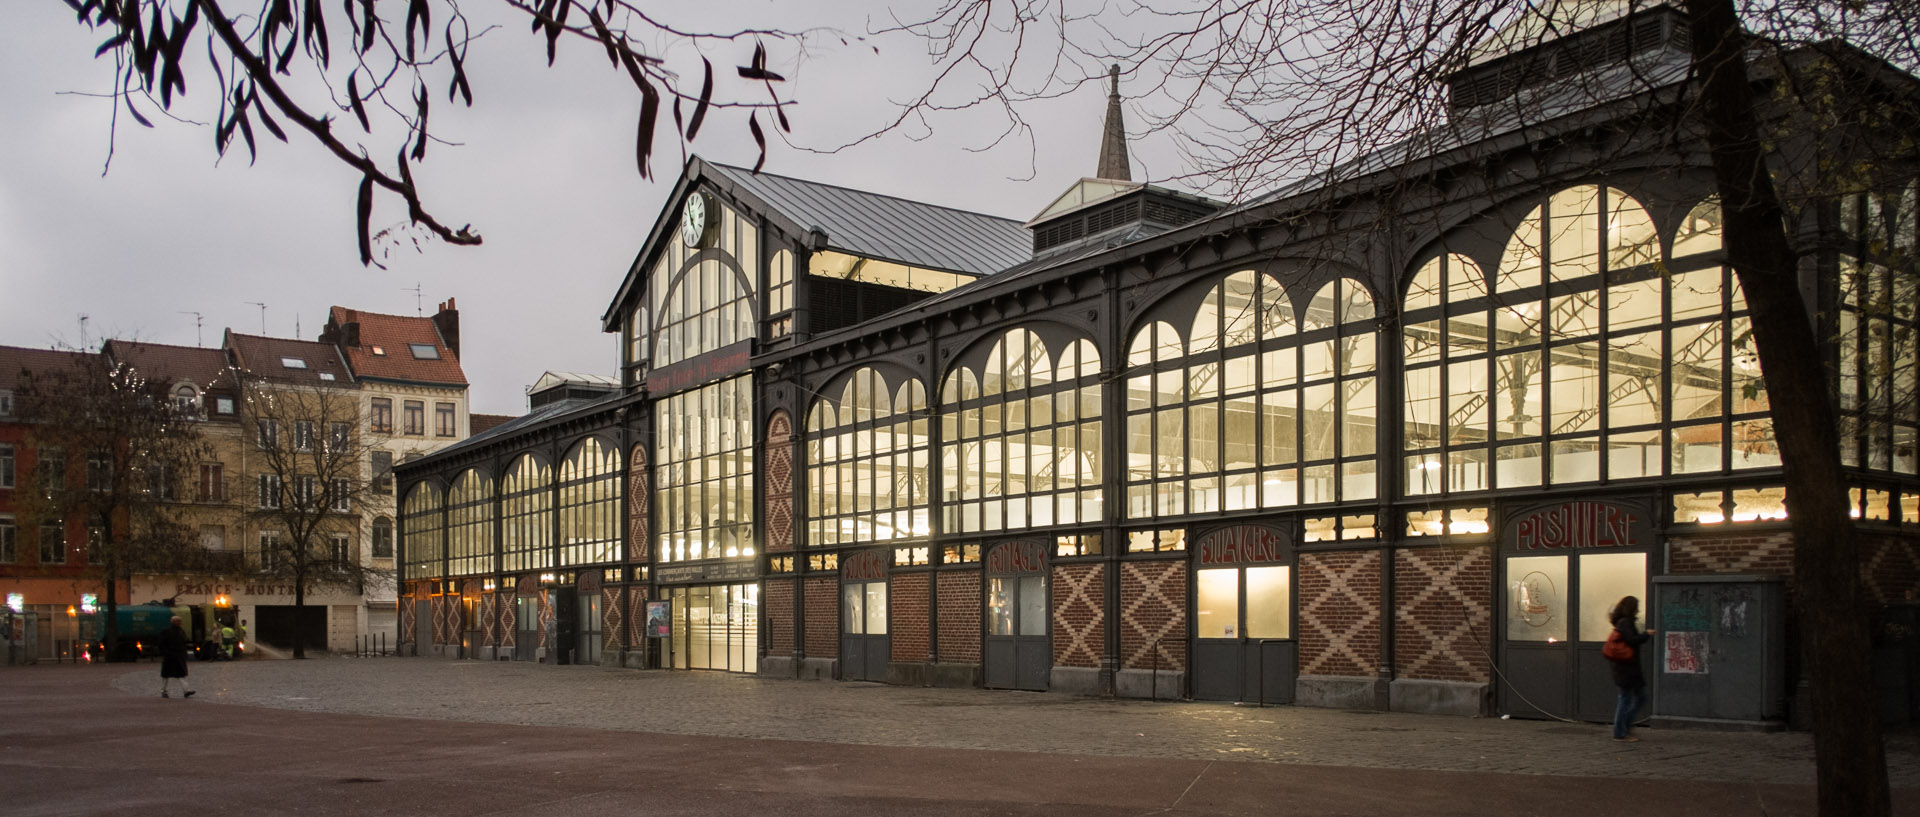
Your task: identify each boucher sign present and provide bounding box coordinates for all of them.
[1502,499,1651,551]
[1195,525,1289,566]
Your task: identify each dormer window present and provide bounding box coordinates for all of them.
[408,343,440,359]
[281,357,307,369]
[0,390,14,416]
[319,373,336,381]
[371,345,387,356]
[173,385,199,417]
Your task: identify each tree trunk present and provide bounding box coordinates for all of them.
[1683,1,1891,814]
[292,580,307,659]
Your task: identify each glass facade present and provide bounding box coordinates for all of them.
[656,376,754,562]
[1404,189,1772,494]
[807,367,931,547]
[558,438,621,567]
[446,469,493,577]
[942,328,1103,534]
[1840,180,1920,473]
[401,483,443,580]
[1127,271,1377,516]
[666,583,758,672]
[501,454,554,573]
[650,199,759,368]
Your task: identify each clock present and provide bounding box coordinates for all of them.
[680,192,711,248]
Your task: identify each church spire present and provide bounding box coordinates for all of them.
[1095,64,1132,182]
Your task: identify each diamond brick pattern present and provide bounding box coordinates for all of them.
[540,590,554,651]
[1052,563,1104,668]
[765,411,795,553]
[1865,534,1920,604]
[1394,547,1492,683]
[1299,551,1380,676]
[603,586,624,652]
[628,445,650,562]
[626,590,647,649]
[398,594,415,647]
[1120,561,1186,671]
[1670,532,1792,576]
[479,594,497,647]
[499,593,516,649]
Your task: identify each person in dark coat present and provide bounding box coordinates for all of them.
[1607,596,1653,741]
[159,616,195,698]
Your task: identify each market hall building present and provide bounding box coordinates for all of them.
[394,3,1920,725]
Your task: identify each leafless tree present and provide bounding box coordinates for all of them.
[236,373,390,658]
[61,0,812,265]
[13,346,211,661]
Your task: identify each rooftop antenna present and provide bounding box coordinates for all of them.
[295,313,301,338]
[177,311,205,346]
[404,282,424,315]
[245,302,267,334]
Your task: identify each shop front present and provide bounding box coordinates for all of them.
[1499,497,1656,721]
[657,559,759,672]
[839,550,888,681]
[1189,524,1295,704]
[984,540,1049,690]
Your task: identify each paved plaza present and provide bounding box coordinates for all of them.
[4,658,1920,815]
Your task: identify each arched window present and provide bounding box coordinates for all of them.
[1126,270,1376,517]
[1402,189,1769,496]
[647,197,760,368]
[172,384,199,416]
[806,367,930,547]
[559,438,621,567]
[401,483,444,580]
[446,469,493,576]
[500,454,553,572]
[1838,180,1920,475]
[941,328,1103,534]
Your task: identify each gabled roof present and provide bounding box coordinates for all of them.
[529,372,620,393]
[327,306,467,387]
[703,161,1029,277]
[102,339,233,390]
[225,331,354,387]
[604,157,1031,329]
[0,345,95,392]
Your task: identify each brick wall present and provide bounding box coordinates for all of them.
[627,444,649,562]
[937,571,981,663]
[765,411,795,553]
[602,586,624,652]
[765,578,795,656]
[398,592,415,646]
[1053,563,1104,668]
[1120,561,1186,672]
[891,573,930,661]
[499,592,515,648]
[1864,533,1920,604]
[479,593,497,647]
[1669,531,1793,576]
[1393,546,1492,684]
[624,588,647,649]
[804,577,839,658]
[1299,550,1380,677]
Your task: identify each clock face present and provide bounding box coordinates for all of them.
[680,193,709,248]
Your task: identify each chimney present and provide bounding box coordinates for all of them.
[433,298,460,358]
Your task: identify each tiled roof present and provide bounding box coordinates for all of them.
[103,340,233,390]
[704,161,1031,276]
[328,306,467,386]
[225,331,354,387]
[0,345,95,392]
[470,413,515,435]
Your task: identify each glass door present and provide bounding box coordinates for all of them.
[1192,565,1294,703]
[1501,552,1646,720]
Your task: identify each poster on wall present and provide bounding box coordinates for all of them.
[1665,631,1708,674]
[645,601,671,639]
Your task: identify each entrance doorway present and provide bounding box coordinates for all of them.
[515,594,541,662]
[665,584,758,672]
[1498,498,1655,721]
[576,589,602,666]
[839,550,889,681]
[984,540,1049,690]
[1189,525,1295,704]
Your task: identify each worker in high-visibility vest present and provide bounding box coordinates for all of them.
[219,623,237,659]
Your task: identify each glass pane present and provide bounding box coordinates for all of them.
[865,582,888,635]
[1506,555,1567,642]
[1019,576,1046,637]
[843,584,864,634]
[1579,552,1647,642]
[1245,566,1291,639]
[988,577,1014,636]
[1195,568,1239,639]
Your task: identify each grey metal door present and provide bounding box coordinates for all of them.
[1191,565,1295,703]
[841,579,888,681]
[1502,551,1648,720]
[577,590,602,666]
[985,575,1049,690]
[515,595,540,662]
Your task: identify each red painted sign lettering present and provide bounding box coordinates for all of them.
[1513,502,1639,550]
[842,551,888,581]
[1197,527,1284,565]
[987,541,1045,574]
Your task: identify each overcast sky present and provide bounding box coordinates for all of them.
[0,3,1167,416]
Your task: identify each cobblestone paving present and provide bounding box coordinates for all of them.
[112,657,1920,788]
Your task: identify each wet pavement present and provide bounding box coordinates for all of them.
[1,658,1917,816]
